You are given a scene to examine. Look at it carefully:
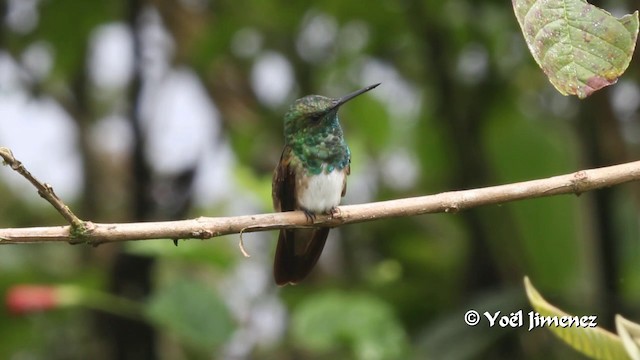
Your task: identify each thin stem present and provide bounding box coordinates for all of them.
[81,288,147,321]
[0,147,84,229]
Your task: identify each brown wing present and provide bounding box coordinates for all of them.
[341,162,350,197]
[272,147,329,285]
[272,146,296,212]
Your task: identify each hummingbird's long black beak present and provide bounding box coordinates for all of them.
[333,83,381,109]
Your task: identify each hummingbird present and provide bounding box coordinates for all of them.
[272,83,380,285]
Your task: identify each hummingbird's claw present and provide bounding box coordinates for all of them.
[173,239,179,247]
[328,206,341,218]
[302,209,317,223]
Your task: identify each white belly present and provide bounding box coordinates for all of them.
[297,170,345,214]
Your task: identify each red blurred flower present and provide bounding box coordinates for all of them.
[5,285,80,315]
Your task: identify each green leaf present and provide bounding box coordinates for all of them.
[513,0,639,98]
[291,291,410,360]
[616,315,640,359]
[524,277,630,359]
[146,280,234,351]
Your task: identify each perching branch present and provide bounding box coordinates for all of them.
[1,146,640,245]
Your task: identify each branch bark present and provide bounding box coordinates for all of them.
[1,158,640,245]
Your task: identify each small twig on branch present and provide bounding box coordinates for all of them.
[0,147,84,230]
[238,227,252,258]
[0,159,640,245]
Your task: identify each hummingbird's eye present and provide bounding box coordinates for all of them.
[309,113,323,122]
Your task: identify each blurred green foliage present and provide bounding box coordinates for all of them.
[146,279,234,352]
[1,0,640,359]
[291,291,410,359]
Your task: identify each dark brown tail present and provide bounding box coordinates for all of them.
[273,228,329,285]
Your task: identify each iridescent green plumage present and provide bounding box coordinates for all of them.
[272,83,380,285]
[284,95,351,175]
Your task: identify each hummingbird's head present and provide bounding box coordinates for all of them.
[282,83,380,143]
[283,95,336,140]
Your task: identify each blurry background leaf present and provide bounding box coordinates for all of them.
[291,290,410,360]
[146,279,234,351]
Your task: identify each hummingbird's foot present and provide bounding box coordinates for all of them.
[328,206,341,218]
[302,209,317,223]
